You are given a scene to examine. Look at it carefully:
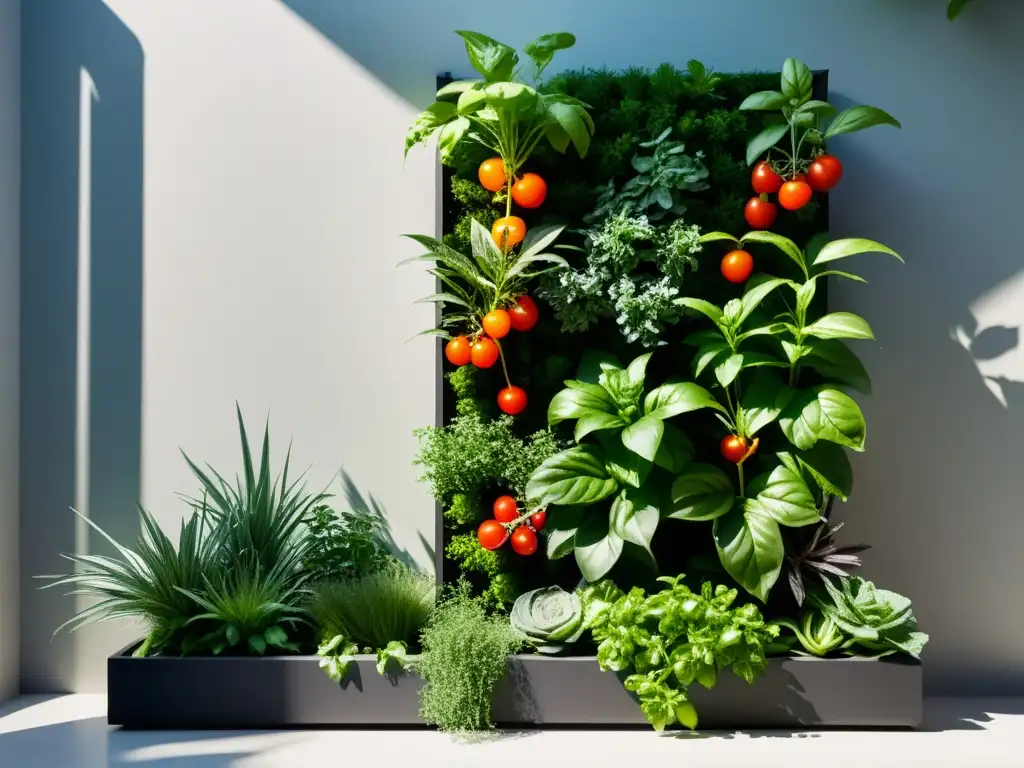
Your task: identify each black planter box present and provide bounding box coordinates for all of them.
[107,643,922,729]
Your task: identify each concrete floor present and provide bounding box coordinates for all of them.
[1,695,1022,767]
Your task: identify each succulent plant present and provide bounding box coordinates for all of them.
[510,585,585,654]
[775,608,846,657]
[785,520,869,607]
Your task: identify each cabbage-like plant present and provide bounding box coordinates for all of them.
[510,586,585,654]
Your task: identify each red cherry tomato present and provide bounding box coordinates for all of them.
[511,173,547,209]
[482,310,511,339]
[778,180,813,211]
[808,154,843,192]
[470,337,500,369]
[477,519,508,550]
[720,250,754,284]
[510,526,538,556]
[720,435,749,464]
[528,509,546,532]
[493,495,519,524]
[498,385,527,415]
[508,295,539,332]
[744,196,777,230]
[445,336,471,366]
[751,162,783,194]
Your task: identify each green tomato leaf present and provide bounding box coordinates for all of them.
[781,58,813,101]
[644,382,724,420]
[779,387,867,452]
[804,312,874,340]
[824,105,902,139]
[653,423,695,473]
[526,445,619,507]
[738,90,788,111]
[523,32,575,76]
[669,464,735,521]
[740,369,794,436]
[574,511,624,583]
[747,463,819,528]
[737,276,788,327]
[745,122,789,166]
[455,30,518,81]
[602,437,652,489]
[812,237,903,266]
[740,231,806,275]
[713,504,784,602]
[802,339,872,394]
[610,487,660,555]
[621,415,664,463]
[794,442,854,501]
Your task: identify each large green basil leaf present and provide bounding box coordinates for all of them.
[653,423,694,474]
[693,337,731,378]
[437,117,470,163]
[574,511,624,582]
[675,297,726,329]
[435,79,482,100]
[548,385,616,426]
[546,528,577,559]
[739,90,788,111]
[622,415,664,463]
[812,237,903,266]
[739,369,794,436]
[610,488,660,556]
[824,106,901,140]
[574,411,627,442]
[544,505,585,560]
[715,354,743,388]
[545,99,592,158]
[669,464,735,521]
[779,387,867,452]
[626,352,653,386]
[745,122,789,166]
[802,339,872,394]
[484,82,538,117]
[404,102,457,157]
[781,57,813,102]
[523,32,575,76]
[457,87,486,116]
[803,312,874,340]
[793,443,854,501]
[737,276,788,327]
[796,278,817,321]
[602,438,652,489]
[455,30,518,82]
[526,446,618,507]
[740,231,805,276]
[747,463,819,528]
[644,382,723,420]
[713,503,784,602]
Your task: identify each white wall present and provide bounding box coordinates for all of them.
[18,0,1024,693]
[0,0,19,704]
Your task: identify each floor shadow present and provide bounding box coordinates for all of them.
[20,0,145,693]
[920,697,1024,732]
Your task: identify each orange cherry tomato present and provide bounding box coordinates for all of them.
[498,385,527,415]
[744,196,777,230]
[482,309,511,339]
[444,336,471,366]
[779,180,813,211]
[528,509,546,532]
[510,526,538,556]
[492,216,526,249]
[511,173,547,209]
[478,158,506,192]
[751,162,783,194]
[720,250,754,284]
[470,337,500,369]
[493,495,519,524]
[808,154,843,192]
[478,519,508,550]
[508,295,539,332]
[720,435,749,464]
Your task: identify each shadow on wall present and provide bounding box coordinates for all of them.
[20,0,144,692]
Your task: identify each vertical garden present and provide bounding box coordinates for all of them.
[45,28,929,735]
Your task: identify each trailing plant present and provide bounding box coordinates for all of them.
[303,503,393,584]
[510,585,585,654]
[585,575,778,731]
[526,350,723,581]
[415,580,523,732]
[807,576,929,658]
[785,519,868,606]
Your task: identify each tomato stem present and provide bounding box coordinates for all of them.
[505,508,537,530]
[495,339,512,389]
[737,462,746,498]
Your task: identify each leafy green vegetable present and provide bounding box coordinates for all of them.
[586,575,778,731]
[303,504,394,584]
[510,585,585,654]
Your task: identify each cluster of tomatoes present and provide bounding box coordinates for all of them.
[444,295,539,415]
[476,495,547,556]
[478,157,547,249]
[743,154,844,231]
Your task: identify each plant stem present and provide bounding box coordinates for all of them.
[790,120,798,177]
[789,361,800,388]
[737,462,746,498]
[496,339,512,389]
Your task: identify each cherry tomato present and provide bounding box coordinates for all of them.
[528,509,546,532]
[478,158,506,192]
[444,336,471,366]
[477,519,508,550]
[492,216,526,249]
[778,180,813,211]
[498,385,528,415]
[470,337,500,369]
[511,173,547,209]
[482,309,511,339]
[508,295,539,332]
[493,495,519,524]
[808,154,843,192]
[720,250,754,284]
[744,196,777,230]
[720,435,749,464]
[751,162,783,194]
[510,526,538,556]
